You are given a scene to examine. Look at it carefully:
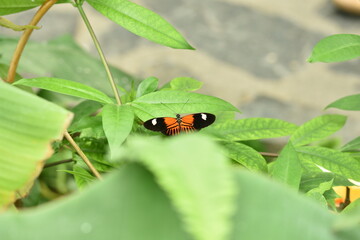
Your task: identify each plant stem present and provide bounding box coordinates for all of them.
[75,1,122,105]
[64,131,103,180]
[259,152,279,157]
[44,159,74,168]
[6,0,58,83]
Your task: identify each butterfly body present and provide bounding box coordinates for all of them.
[144,113,215,136]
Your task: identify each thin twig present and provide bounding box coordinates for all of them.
[64,131,102,180]
[44,159,74,168]
[259,152,279,157]
[6,0,59,83]
[75,0,122,105]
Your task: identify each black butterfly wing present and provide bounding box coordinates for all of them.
[143,117,180,135]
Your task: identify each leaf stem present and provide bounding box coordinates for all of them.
[44,159,74,168]
[259,152,279,158]
[75,0,122,105]
[64,131,103,180]
[5,0,58,83]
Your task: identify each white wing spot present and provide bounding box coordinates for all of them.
[201,113,207,120]
[152,119,157,125]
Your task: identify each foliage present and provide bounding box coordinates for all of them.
[0,0,359,239]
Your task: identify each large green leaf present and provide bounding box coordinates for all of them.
[231,170,337,240]
[14,78,114,104]
[271,141,302,189]
[203,118,297,141]
[296,146,360,181]
[86,0,194,49]
[0,152,346,240]
[118,135,236,240]
[0,36,136,94]
[223,141,267,172]
[0,0,71,15]
[102,104,134,159]
[0,81,72,209]
[131,90,239,121]
[325,94,360,111]
[290,114,346,146]
[308,34,360,63]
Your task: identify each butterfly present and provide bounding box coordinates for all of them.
[143,113,216,136]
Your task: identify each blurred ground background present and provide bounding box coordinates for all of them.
[1,0,360,143]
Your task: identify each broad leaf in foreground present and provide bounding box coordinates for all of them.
[118,135,236,240]
[86,0,194,49]
[0,81,72,209]
[14,78,114,104]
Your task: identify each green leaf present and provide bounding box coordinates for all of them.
[296,146,360,181]
[136,76,158,98]
[334,199,360,239]
[223,141,267,172]
[0,164,192,239]
[271,141,302,189]
[0,36,137,94]
[70,100,102,127]
[305,178,334,207]
[300,172,354,194]
[325,94,360,111]
[169,77,203,91]
[71,164,96,190]
[86,0,194,49]
[131,90,239,120]
[14,77,114,104]
[290,114,347,146]
[231,170,337,240]
[341,136,360,152]
[102,104,134,159]
[0,0,71,15]
[308,34,360,63]
[68,116,102,133]
[0,80,72,209]
[203,118,297,141]
[117,135,236,240]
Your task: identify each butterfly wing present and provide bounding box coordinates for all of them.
[181,113,216,131]
[143,117,180,136]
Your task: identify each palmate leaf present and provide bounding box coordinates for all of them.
[14,78,114,104]
[325,94,360,111]
[290,114,346,147]
[86,0,194,49]
[296,146,360,182]
[118,135,236,240]
[0,81,72,209]
[131,90,239,121]
[1,138,348,240]
[203,118,297,141]
[0,0,71,15]
[308,34,360,63]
